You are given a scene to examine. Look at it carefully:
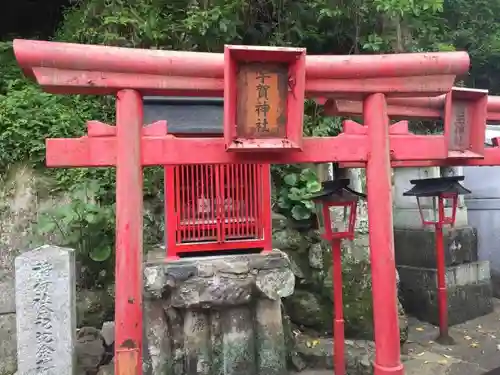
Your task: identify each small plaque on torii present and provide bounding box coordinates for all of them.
[444,87,488,158]
[224,45,306,151]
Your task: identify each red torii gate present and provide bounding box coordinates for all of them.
[13,39,473,375]
[325,90,500,168]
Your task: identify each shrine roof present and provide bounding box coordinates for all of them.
[143,96,223,135]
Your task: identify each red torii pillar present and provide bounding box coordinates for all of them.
[13,39,471,375]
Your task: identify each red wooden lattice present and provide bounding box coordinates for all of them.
[164,163,272,258]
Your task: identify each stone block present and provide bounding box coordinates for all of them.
[398,261,493,325]
[393,207,468,229]
[15,245,76,375]
[0,313,17,375]
[394,226,478,268]
[143,251,294,375]
[393,167,441,209]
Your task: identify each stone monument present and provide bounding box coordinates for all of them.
[15,245,76,375]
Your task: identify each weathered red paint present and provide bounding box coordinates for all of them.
[417,193,459,343]
[14,39,468,97]
[46,131,454,166]
[14,39,470,80]
[365,93,403,375]
[332,239,345,375]
[116,348,139,375]
[115,90,144,375]
[25,67,458,98]
[318,198,358,375]
[224,45,306,151]
[339,147,500,169]
[164,163,272,259]
[435,222,449,341]
[326,89,500,121]
[13,38,480,375]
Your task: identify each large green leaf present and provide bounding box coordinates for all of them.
[90,246,112,262]
[284,173,299,186]
[291,204,312,221]
[36,215,57,235]
[306,180,322,193]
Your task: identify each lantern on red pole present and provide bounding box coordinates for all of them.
[310,179,365,375]
[403,176,471,344]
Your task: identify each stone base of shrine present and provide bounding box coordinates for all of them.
[394,226,478,268]
[398,261,493,326]
[143,250,295,375]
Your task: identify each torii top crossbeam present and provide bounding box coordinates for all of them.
[14,39,469,97]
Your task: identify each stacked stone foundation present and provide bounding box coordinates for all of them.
[143,251,295,375]
[397,260,493,325]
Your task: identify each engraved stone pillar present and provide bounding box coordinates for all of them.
[15,245,76,375]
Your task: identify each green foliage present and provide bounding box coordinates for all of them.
[35,181,115,288]
[0,40,116,194]
[272,100,343,222]
[275,167,322,221]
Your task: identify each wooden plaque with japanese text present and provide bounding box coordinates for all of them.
[236,63,288,138]
[449,100,471,151]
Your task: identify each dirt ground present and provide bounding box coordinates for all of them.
[402,298,500,374]
[297,298,500,375]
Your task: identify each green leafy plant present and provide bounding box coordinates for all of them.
[275,166,322,221]
[35,180,115,288]
[271,100,343,223]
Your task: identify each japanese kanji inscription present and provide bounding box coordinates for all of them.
[236,62,288,138]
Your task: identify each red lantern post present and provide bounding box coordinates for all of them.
[311,179,365,375]
[403,176,471,344]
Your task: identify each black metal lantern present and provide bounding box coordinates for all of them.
[310,179,366,241]
[402,176,471,227]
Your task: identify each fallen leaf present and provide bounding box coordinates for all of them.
[442,354,451,359]
[438,359,448,365]
[470,342,479,348]
[424,361,429,364]
[415,327,425,332]
[416,352,425,357]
